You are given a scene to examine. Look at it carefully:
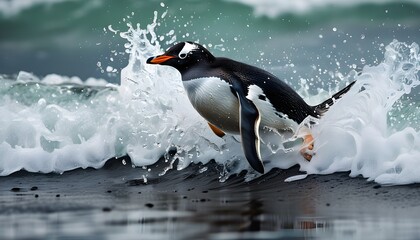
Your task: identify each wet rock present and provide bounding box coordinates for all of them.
[102,207,112,212]
[145,203,154,208]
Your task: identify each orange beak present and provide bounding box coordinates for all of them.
[146,55,175,64]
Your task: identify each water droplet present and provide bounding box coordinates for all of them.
[332,27,337,32]
[402,63,414,71]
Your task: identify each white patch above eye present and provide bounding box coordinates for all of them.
[179,42,198,59]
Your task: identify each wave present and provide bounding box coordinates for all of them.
[0,11,419,185]
[301,41,420,185]
[227,0,420,18]
[3,0,419,19]
[0,0,78,18]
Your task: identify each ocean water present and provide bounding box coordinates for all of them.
[0,0,420,185]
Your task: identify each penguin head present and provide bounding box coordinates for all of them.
[147,41,215,72]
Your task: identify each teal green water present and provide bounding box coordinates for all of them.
[1,0,419,84]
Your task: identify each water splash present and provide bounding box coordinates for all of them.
[109,15,420,185]
[298,40,420,185]
[0,11,419,185]
[116,12,235,175]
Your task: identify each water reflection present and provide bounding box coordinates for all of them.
[2,192,420,240]
[2,163,420,240]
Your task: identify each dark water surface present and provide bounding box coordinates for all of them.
[2,159,420,240]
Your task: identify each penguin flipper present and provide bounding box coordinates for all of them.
[208,122,225,138]
[230,80,264,174]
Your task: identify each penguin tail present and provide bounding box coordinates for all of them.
[313,81,356,116]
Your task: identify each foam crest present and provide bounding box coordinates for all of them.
[0,74,118,175]
[227,0,420,18]
[298,40,420,185]
[0,12,247,180]
[0,0,77,17]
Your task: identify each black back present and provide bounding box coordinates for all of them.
[182,57,317,123]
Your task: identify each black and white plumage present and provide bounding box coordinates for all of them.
[147,41,355,174]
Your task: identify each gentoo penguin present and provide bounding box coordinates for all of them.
[147,41,355,174]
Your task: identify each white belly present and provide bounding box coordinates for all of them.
[183,77,240,133]
[183,77,298,134]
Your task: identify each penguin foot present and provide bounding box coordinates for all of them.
[300,134,314,161]
[208,122,226,138]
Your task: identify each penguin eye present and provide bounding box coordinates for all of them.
[179,53,187,59]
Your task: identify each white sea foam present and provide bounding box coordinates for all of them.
[227,0,420,18]
[0,74,117,175]
[298,40,420,185]
[116,13,420,184]
[0,12,419,185]
[0,0,77,17]
[117,13,249,180]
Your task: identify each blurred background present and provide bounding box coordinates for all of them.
[0,0,419,85]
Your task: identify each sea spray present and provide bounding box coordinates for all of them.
[298,41,420,185]
[0,10,419,185]
[116,13,420,184]
[117,12,250,179]
[0,11,247,179]
[0,74,118,175]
